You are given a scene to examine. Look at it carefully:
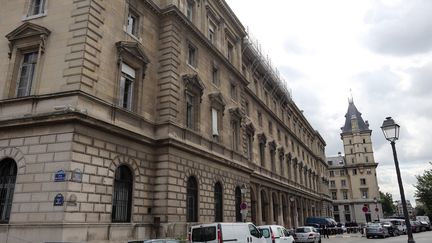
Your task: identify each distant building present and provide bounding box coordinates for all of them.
[326,99,382,223]
[395,200,415,218]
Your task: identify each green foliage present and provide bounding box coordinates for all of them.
[380,191,396,217]
[414,163,432,218]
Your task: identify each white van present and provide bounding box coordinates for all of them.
[190,223,266,243]
[257,225,294,243]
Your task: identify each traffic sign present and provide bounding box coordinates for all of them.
[362,206,369,213]
[375,207,379,212]
[240,202,247,210]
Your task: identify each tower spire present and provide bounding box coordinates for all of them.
[348,88,354,104]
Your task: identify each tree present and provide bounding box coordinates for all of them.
[380,191,396,217]
[414,162,432,218]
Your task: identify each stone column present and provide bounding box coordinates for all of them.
[278,192,284,226]
[269,191,274,224]
[256,185,262,225]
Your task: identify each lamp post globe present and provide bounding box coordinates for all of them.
[380,117,415,243]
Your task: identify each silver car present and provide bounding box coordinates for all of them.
[366,223,390,238]
[293,226,321,243]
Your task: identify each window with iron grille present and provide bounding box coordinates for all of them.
[214,182,223,222]
[235,186,242,222]
[111,165,133,222]
[0,159,17,224]
[187,176,198,222]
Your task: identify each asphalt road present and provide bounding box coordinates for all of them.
[319,230,432,243]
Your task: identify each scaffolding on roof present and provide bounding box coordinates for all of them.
[243,28,292,105]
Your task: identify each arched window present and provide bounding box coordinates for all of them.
[187,176,198,222]
[0,158,17,224]
[112,165,133,222]
[272,193,278,222]
[214,182,223,222]
[235,186,242,222]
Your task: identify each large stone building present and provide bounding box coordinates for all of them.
[0,0,330,242]
[326,100,382,224]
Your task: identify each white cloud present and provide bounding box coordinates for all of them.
[227,0,432,207]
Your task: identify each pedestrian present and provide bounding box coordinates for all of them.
[324,225,329,238]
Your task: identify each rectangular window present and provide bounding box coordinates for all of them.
[232,120,239,151]
[119,63,135,110]
[258,111,262,126]
[341,179,346,187]
[277,129,281,141]
[230,83,237,100]
[247,133,253,160]
[361,190,368,199]
[330,180,335,188]
[333,205,339,212]
[211,108,219,136]
[208,21,216,43]
[353,168,357,175]
[186,93,195,129]
[17,51,38,97]
[212,66,219,85]
[340,170,345,176]
[227,42,233,62]
[329,171,334,177]
[28,0,45,16]
[344,205,350,211]
[188,44,197,67]
[331,191,337,200]
[259,143,265,166]
[186,1,194,21]
[360,178,366,185]
[342,191,348,200]
[345,214,351,222]
[127,9,139,36]
[245,101,250,116]
[268,121,273,134]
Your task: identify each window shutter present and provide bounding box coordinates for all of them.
[121,62,135,78]
[212,108,219,136]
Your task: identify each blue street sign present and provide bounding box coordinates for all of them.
[53,193,64,206]
[54,170,66,182]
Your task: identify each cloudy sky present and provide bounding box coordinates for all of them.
[226,0,432,206]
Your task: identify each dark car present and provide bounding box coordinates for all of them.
[305,217,337,228]
[366,223,390,238]
[411,221,421,233]
[381,221,399,236]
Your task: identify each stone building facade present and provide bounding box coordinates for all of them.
[0,0,331,242]
[327,100,382,224]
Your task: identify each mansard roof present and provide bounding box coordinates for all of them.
[341,99,370,133]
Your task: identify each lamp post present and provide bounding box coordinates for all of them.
[381,117,415,243]
[373,197,380,222]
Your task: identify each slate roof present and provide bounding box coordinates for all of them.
[341,99,370,133]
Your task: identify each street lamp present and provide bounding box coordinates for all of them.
[381,117,415,243]
[373,197,380,222]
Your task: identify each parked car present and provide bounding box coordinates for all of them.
[293,226,321,243]
[381,221,399,236]
[410,220,420,233]
[419,221,430,231]
[257,225,294,243]
[366,223,390,238]
[129,240,179,243]
[190,223,266,243]
[416,216,431,230]
[384,218,407,234]
[305,217,337,228]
